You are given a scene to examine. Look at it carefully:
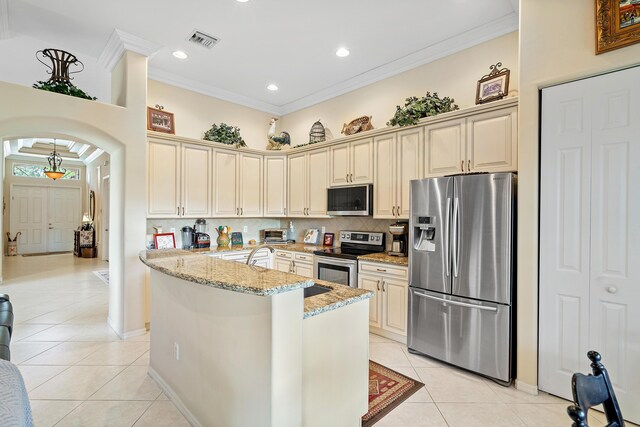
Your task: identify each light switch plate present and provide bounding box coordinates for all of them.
[243,226,248,233]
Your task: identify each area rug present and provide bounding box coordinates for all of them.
[92,270,109,285]
[363,360,424,427]
[21,251,72,257]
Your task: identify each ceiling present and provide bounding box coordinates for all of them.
[4,138,103,164]
[7,0,518,115]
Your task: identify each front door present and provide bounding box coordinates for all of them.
[10,185,47,254]
[47,187,80,252]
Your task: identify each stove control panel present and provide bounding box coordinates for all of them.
[340,231,385,245]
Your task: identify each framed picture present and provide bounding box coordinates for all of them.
[147,107,175,134]
[153,233,176,249]
[596,0,640,54]
[475,62,510,105]
[323,232,335,247]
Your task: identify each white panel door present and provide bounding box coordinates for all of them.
[329,144,350,186]
[212,150,238,217]
[288,153,307,216]
[466,107,517,173]
[373,134,396,218]
[588,67,640,422]
[350,138,374,184]
[539,78,593,400]
[48,187,80,252]
[358,274,381,328]
[10,185,47,254]
[148,140,180,217]
[263,156,287,217]
[396,128,423,218]
[382,278,408,336]
[181,144,211,217]
[239,153,263,217]
[424,119,465,177]
[307,149,329,217]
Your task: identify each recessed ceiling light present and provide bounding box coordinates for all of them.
[335,47,350,57]
[267,84,279,91]
[172,50,188,59]
[236,0,249,2]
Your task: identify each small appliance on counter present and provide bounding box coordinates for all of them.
[181,226,194,249]
[388,222,408,257]
[194,218,210,249]
[260,229,289,244]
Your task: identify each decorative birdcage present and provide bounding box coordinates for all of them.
[36,48,84,84]
[309,120,326,143]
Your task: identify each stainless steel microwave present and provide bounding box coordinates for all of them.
[327,184,373,216]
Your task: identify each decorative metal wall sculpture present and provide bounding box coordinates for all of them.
[33,48,96,100]
[341,116,373,136]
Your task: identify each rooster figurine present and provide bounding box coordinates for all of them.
[267,117,291,150]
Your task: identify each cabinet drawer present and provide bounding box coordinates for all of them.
[275,250,292,260]
[222,251,269,262]
[293,253,313,263]
[359,262,408,279]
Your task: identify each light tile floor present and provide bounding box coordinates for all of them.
[2,254,637,426]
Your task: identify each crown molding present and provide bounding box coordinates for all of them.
[147,68,283,116]
[146,13,517,116]
[99,29,161,71]
[0,0,10,40]
[278,13,518,115]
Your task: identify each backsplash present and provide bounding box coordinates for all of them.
[146,218,281,248]
[280,217,401,250]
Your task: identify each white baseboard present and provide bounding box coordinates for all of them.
[148,366,202,427]
[515,379,539,395]
[122,327,147,340]
[369,327,406,345]
[107,316,123,339]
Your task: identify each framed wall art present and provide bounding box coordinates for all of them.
[147,106,175,134]
[323,232,335,247]
[153,232,176,249]
[596,0,640,54]
[475,62,510,105]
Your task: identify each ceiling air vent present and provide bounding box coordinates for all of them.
[187,30,219,49]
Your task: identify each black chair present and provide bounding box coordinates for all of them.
[567,351,625,427]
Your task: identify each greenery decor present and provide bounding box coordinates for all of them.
[32,80,97,100]
[203,123,247,147]
[387,92,459,127]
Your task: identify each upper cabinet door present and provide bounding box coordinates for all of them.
[373,134,397,218]
[329,144,350,187]
[181,143,211,217]
[466,107,517,173]
[350,138,374,184]
[212,150,238,217]
[148,140,181,217]
[288,152,307,216]
[307,148,329,217]
[263,156,287,217]
[396,128,423,218]
[239,153,263,217]
[424,119,465,177]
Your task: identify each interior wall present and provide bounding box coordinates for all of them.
[86,152,111,258]
[0,33,111,102]
[147,80,277,150]
[279,32,519,145]
[517,0,640,389]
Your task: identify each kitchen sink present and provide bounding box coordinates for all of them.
[304,284,331,298]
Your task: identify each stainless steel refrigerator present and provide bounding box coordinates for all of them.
[408,173,516,383]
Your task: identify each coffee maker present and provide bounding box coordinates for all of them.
[388,222,408,257]
[193,218,211,249]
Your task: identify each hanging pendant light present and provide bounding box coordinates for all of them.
[44,139,66,180]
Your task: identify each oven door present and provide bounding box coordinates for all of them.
[314,256,358,288]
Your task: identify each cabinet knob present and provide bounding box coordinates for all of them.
[376,280,380,291]
[382,281,386,292]
[468,160,471,172]
[461,160,464,172]
[392,206,396,217]
[607,286,618,294]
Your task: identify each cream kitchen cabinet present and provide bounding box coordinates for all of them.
[288,148,329,217]
[148,139,211,218]
[329,138,373,186]
[373,128,423,219]
[212,150,263,217]
[358,261,408,342]
[424,106,517,177]
[219,250,271,269]
[263,155,288,217]
[273,250,314,278]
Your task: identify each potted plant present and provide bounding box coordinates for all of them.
[203,123,247,148]
[32,80,96,100]
[387,92,459,127]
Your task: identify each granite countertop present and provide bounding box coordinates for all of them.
[304,280,372,319]
[357,252,409,267]
[192,243,330,255]
[139,249,313,296]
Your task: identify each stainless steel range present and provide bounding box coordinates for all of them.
[313,231,385,288]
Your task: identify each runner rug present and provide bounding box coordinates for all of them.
[362,360,424,427]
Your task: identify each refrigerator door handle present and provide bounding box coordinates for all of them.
[452,197,460,277]
[445,197,451,277]
[413,291,498,312]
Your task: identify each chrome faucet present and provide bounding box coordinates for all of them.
[246,245,276,265]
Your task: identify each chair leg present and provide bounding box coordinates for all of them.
[567,405,588,427]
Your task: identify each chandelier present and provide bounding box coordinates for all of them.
[44,139,66,180]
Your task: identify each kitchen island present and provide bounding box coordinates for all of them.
[140,249,372,427]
